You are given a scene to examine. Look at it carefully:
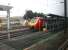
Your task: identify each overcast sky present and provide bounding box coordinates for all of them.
[0,0,47,17]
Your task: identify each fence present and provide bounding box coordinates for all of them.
[46,14,66,32]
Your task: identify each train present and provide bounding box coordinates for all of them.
[27,16,48,32]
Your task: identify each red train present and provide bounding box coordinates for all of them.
[28,16,48,32]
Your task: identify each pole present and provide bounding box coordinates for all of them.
[7,10,10,40]
[64,0,67,41]
[64,0,67,33]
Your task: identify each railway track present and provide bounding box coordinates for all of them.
[1,31,63,50]
[0,28,32,40]
[2,32,49,50]
[0,31,49,50]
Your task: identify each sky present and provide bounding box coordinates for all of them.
[0,0,47,17]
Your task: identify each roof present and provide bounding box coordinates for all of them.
[0,5,12,11]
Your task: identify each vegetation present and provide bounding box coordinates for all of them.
[23,10,46,19]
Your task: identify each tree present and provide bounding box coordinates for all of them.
[33,12,46,18]
[23,10,46,19]
[23,10,33,19]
